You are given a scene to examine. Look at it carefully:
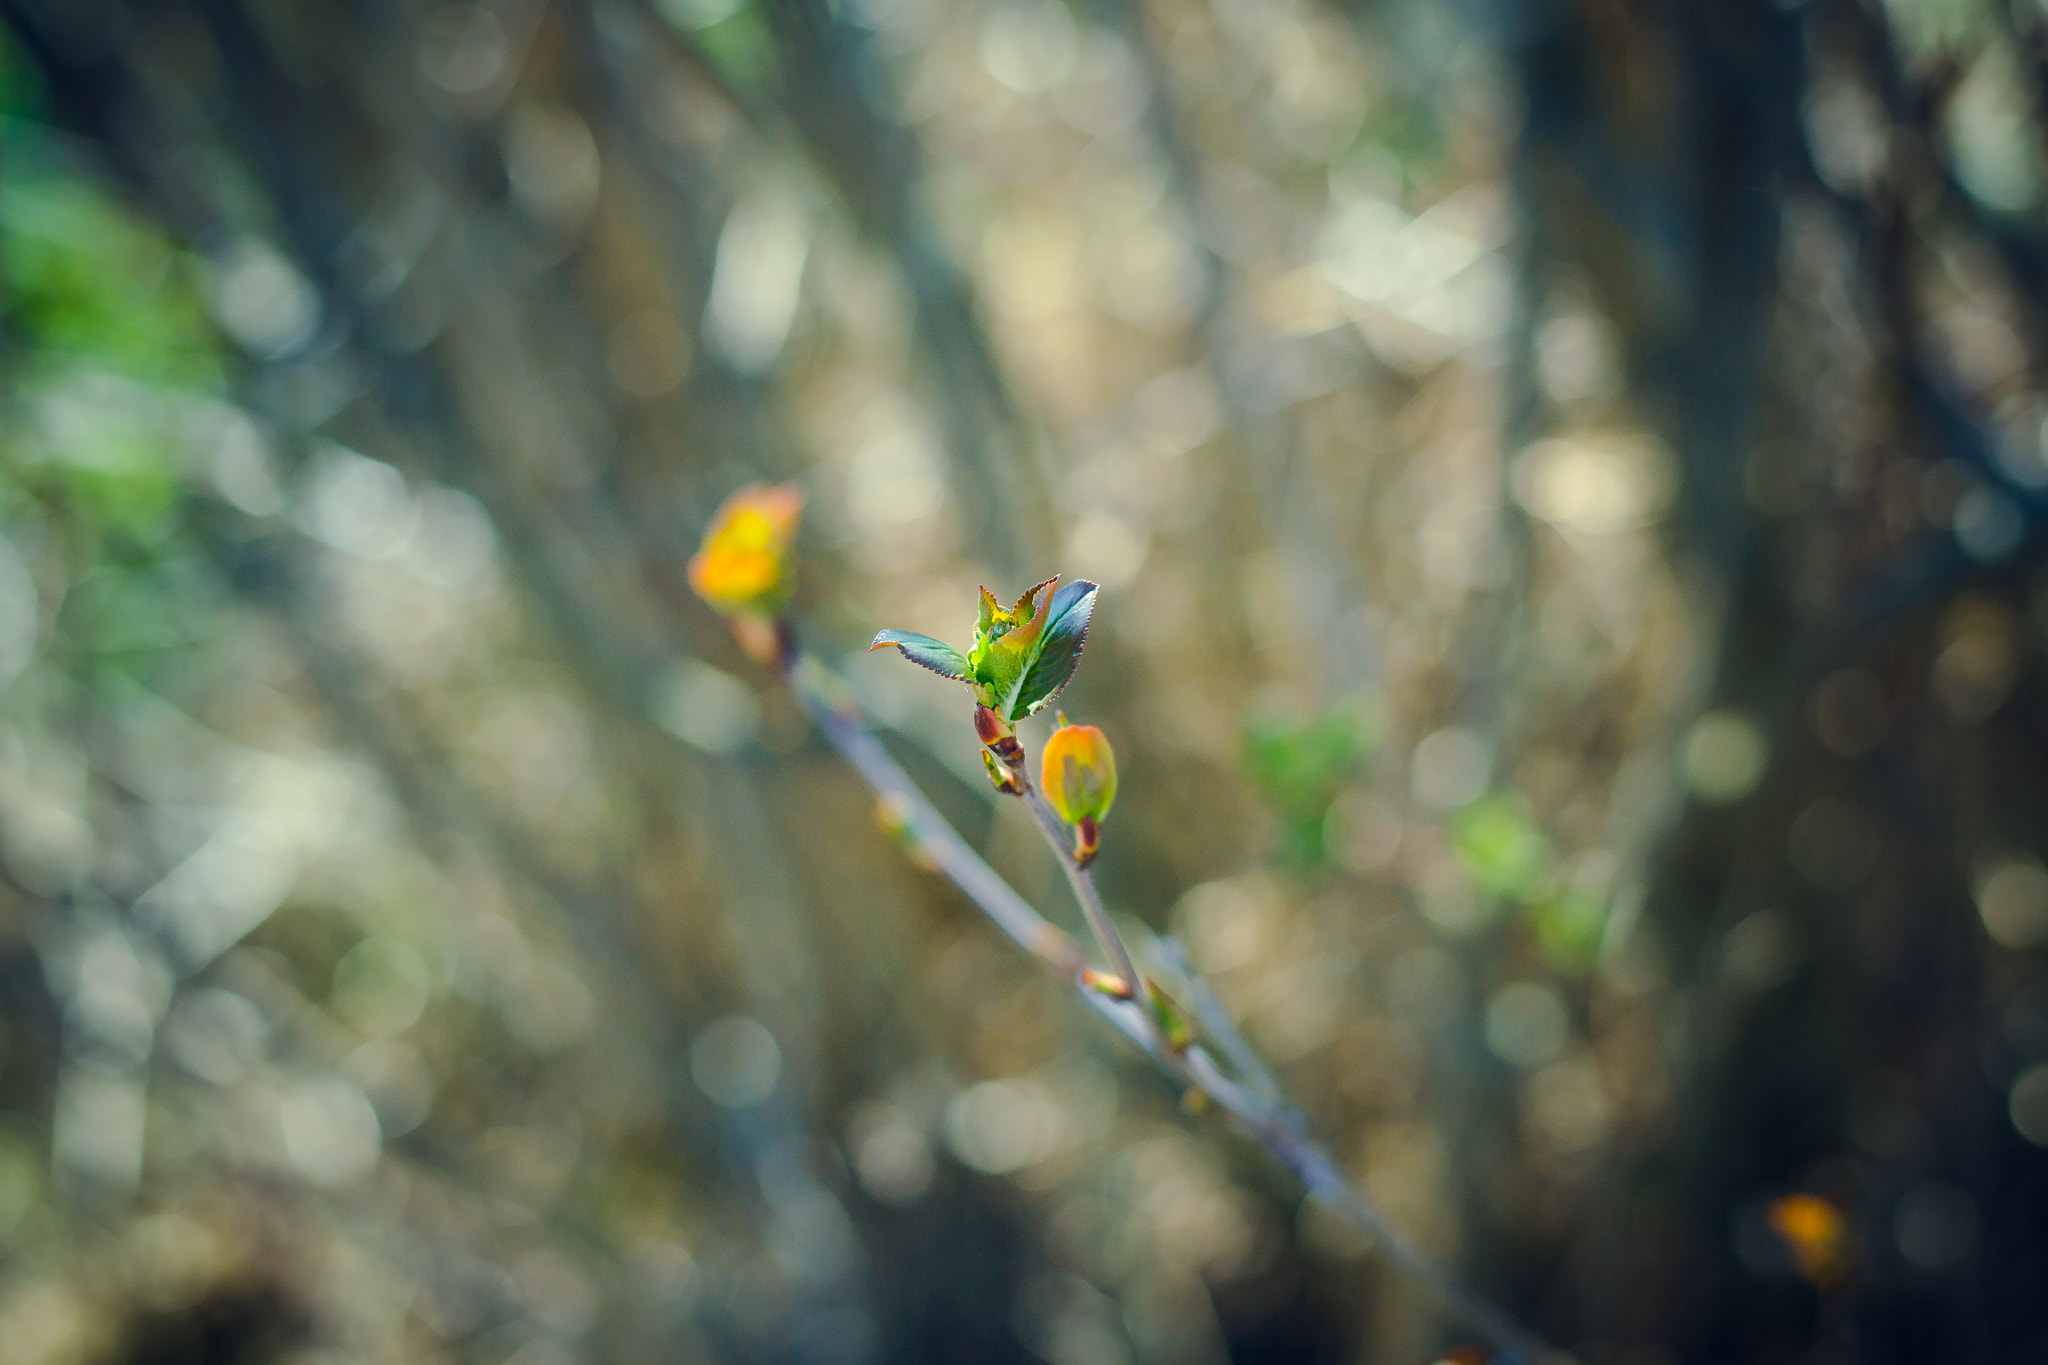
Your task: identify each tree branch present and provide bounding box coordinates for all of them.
[779,639,1562,1365]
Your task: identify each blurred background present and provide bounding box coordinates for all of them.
[0,0,2046,1361]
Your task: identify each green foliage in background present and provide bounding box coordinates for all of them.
[1243,693,1378,865]
[1,162,221,391]
[1452,794,1605,971]
[657,0,776,90]
[0,112,229,693]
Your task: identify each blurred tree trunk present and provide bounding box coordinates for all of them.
[1494,0,2048,1359]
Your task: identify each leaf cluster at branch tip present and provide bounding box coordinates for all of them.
[868,576,1098,722]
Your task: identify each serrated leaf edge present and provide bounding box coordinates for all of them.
[1001,580,1098,719]
[867,630,970,682]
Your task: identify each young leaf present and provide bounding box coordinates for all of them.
[868,630,970,681]
[969,577,1058,715]
[1007,580,1097,717]
[1007,576,1058,625]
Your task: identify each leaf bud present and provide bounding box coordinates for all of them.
[982,749,1022,795]
[687,483,804,618]
[1768,1193,1851,1288]
[974,703,1013,747]
[1081,969,1132,1000]
[1148,980,1195,1051]
[1041,722,1117,827]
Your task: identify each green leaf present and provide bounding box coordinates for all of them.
[968,577,1055,715]
[868,630,969,681]
[1007,580,1097,718]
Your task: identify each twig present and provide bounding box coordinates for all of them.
[1018,781,1149,1019]
[780,641,1561,1365]
[786,652,1084,975]
[1151,937,1285,1108]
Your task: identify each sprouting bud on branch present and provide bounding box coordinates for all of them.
[974,703,1025,769]
[1768,1193,1852,1289]
[1042,721,1117,865]
[688,483,805,667]
[1042,721,1116,824]
[982,749,1022,795]
[1081,968,1132,999]
[973,703,1012,747]
[1148,979,1195,1052]
[868,576,1098,724]
[687,483,804,616]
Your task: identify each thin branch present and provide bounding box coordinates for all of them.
[786,652,1083,975]
[779,640,1562,1365]
[1017,781,1148,1018]
[1150,937,1286,1108]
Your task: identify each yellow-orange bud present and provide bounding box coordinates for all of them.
[1080,968,1132,999]
[1041,722,1116,826]
[687,483,803,616]
[1768,1193,1851,1288]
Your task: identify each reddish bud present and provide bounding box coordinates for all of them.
[973,704,1013,747]
[1073,815,1100,867]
